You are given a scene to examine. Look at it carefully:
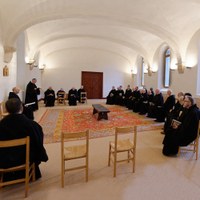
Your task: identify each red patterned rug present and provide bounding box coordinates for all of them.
[39,105,163,143]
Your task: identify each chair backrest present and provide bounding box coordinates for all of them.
[61,130,89,186]
[0,136,34,197]
[115,126,137,149]
[80,92,87,103]
[80,92,87,97]
[0,101,8,119]
[57,91,66,98]
[61,130,89,156]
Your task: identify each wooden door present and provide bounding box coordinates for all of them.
[81,71,103,99]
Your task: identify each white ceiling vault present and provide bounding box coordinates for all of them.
[1,0,200,72]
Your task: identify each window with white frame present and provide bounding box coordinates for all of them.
[164,48,171,87]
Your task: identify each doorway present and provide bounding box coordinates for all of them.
[81,71,103,99]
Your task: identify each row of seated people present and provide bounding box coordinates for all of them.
[162,94,200,156]
[106,85,175,122]
[44,86,87,107]
[106,85,200,157]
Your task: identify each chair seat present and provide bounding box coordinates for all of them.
[64,145,86,159]
[110,139,134,151]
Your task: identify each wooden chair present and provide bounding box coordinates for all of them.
[108,126,137,177]
[61,130,89,187]
[80,92,87,104]
[178,122,200,160]
[0,137,35,198]
[57,91,66,105]
[0,101,9,119]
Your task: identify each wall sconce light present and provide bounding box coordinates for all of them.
[185,65,193,69]
[25,57,37,70]
[39,64,46,71]
[131,68,137,75]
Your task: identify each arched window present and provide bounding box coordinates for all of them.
[164,48,171,87]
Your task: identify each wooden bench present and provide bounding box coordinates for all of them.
[92,104,110,120]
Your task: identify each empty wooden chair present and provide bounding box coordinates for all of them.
[57,91,66,105]
[108,126,137,177]
[0,137,35,198]
[178,122,200,160]
[80,92,87,104]
[61,130,89,187]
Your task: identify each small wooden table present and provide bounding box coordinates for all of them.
[92,104,110,120]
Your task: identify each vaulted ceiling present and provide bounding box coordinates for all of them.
[1,0,200,70]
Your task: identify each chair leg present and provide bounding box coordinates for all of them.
[132,152,135,173]
[128,150,130,163]
[108,144,111,166]
[86,156,88,182]
[61,160,65,188]
[113,152,117,177]
[195,143,199,160]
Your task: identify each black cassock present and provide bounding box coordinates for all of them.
[162,105,199,156]
[44,89,55,107]
[106,89,116,105]
[77,88,86,102]
[0,114,48,180]
[25,81,40,111]
[68,89,78,106]
[8,92,34,120]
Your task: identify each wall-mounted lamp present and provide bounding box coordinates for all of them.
[185,66,193,69]
[25,57,37,70]
[39,64,46,71]
[131,68,137,75]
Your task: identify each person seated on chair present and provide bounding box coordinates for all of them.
[0,98,48,181]
[106,86,116,105]
[126,86,139,110]
[147,88,164,118]
[162,95,199,156]
[8,86,34,120]
[115,85,125,106]
[155,89,176,122]
[162,91,184,134]
[44,86,55,107]
[124,85,132,107]
[77,85,86,103]
[68,87,78,106]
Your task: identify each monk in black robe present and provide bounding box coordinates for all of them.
[106,86,116,105]
[25,78,40,111]
[162,96,199,156]
[147,89,164,118]
[44,87,55,107]
[124,85,132,107]
[0,98,48,180]
[156,89,175,122]
[68,87,78,106]
[8,86,34,120]
[115,86,125,106]
[77,85,86,103]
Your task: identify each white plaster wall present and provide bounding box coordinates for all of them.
[0,44,17,102]
[16,33,42,101]
[41,49,132,98]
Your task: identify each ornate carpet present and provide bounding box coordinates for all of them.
[39,105,163,143]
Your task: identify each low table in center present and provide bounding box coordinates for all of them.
[92,104,110,120]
